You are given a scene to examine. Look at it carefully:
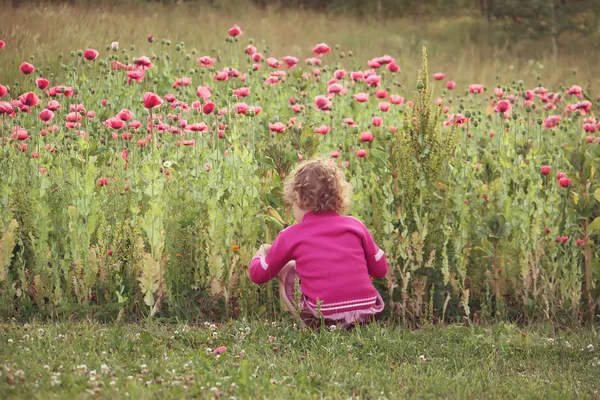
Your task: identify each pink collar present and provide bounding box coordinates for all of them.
[302,211,340,222]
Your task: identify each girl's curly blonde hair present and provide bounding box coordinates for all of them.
[283,159,352,214]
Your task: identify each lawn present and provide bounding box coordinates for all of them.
[1,320,598,399]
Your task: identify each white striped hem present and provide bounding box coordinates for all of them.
[307,296,377,310]
[314,300,377,312]
[375,248,385,262]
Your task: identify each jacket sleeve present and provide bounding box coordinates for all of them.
[249,229,293,284]
[361,223,388,279]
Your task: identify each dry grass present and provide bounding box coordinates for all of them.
[1,2,599,93]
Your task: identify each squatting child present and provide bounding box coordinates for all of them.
[248,159,388,328]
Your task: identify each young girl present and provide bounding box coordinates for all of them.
[249,159,387,328]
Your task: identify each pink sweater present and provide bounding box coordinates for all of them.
[249,211,387,316]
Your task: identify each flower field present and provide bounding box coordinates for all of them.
[0,21,599,326]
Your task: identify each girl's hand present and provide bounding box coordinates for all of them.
[255,244,271,258]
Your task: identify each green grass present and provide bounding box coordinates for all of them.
[1,320,598,399]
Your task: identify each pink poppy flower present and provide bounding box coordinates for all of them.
[543,115,562,129]
[228,25,242,37]
[20,62,35,75]
[365,75,381,88]
[379,102,390,112]
[35,78,50,90]
[327,83,347,97]
[105,117,125,130]
[312,43,331,56]
[389,95,404,105]
[494,100,512,114]
[342,118,357,127]
[19,92,40,107]
[197,86,212,99]
[360,131,374,142]
[252,53,263,63]
[566,85,583,98]
[197,56,216,67]
[353,93,369,103]
[469,84,483,94]
[84,49,99,61]
[267,57,282,68]
[39,109,54,122]
[127,69,145,84]
[172,77,192,89]
[135,56,153,69]
[314,125,330,135]
[433,73,445,80]
[269,122,286,133]
[350,71,364,82]
[143,92,163,109]
[334,69,347,79]
[314,95,332,111]
[387,62,400,73]
[283,56,298,69]
[375,90,388,99]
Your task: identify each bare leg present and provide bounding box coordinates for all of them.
[277,260,299,318]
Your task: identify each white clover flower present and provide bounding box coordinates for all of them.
[329,325,337,332]
[101,364,110,375]
[163,161,173,168]
[588,344,595,352]
[7,339,13,344]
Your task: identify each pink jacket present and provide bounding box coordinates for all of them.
[249,211,387,315]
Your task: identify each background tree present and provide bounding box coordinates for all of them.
[483,0,600,60]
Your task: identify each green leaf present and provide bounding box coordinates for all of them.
[569,150,585,171]
[588,217,600,235]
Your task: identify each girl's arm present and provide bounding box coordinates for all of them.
[249,231,292,284]
[361,224,388,279]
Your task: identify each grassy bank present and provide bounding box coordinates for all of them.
[0,320,599,399]
[1,2,598,92]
